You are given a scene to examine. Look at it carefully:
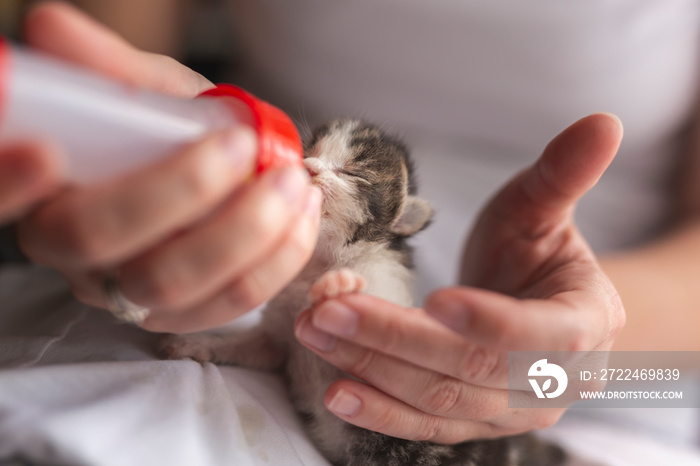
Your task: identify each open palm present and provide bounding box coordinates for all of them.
[295,114,626,443]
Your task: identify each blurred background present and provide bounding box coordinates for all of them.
[0,0,235,82]
[0,0,23,40]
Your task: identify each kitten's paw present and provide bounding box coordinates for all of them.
[309,268,366,305]
[158,334,214,364]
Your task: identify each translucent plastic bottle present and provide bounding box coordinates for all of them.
[0,38,302,184]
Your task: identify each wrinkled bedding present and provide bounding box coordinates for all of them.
[1,265,699,465]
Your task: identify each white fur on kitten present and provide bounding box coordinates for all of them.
[160,119,432,464]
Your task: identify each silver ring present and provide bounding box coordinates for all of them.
[102,272,150,324]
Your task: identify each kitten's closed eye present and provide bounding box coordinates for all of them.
[304,157,370,182]
[338,168,370,182]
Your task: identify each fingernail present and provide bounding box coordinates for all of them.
[312,301,358,337]
[222,127,257,169]
[296,314,337,351]
[426,298,470,333]
[304,186,323,219]
[273,167,309,204]
[597,111,623,131]
[328,389,362,417]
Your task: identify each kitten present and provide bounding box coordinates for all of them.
[160,119,565,466]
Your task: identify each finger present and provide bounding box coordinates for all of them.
[140,187,322,333]
[295,310,510,421]
[24,2,213,97]
[495,113,623,226]
[18,128,257,269]
[323,380,499,444]
[0,141,63,222]
[115,166,310,310]
[302,294,508,387]
[425,284,618,353]
[523,112,622,212]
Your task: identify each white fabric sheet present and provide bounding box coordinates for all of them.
[1,266,699,465]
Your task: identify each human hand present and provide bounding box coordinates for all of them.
[0,141,62,224]
[17,2,321,332]
[293,114,625,443]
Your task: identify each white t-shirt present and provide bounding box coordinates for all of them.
[1,2,700,465]
[228,0,700,297]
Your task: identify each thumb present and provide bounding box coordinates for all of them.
[491,113,623,226]
[525,112,623,211]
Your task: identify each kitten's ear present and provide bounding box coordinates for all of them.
[392,196,433,236]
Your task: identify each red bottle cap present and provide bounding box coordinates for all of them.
[199,84,303,174]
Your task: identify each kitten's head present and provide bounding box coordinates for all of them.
[304,119,432,247]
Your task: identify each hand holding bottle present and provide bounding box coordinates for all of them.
[14,2,322,332]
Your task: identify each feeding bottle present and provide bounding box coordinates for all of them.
[0,38,303,184]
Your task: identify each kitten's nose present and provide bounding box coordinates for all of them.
[304,158,322,177]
